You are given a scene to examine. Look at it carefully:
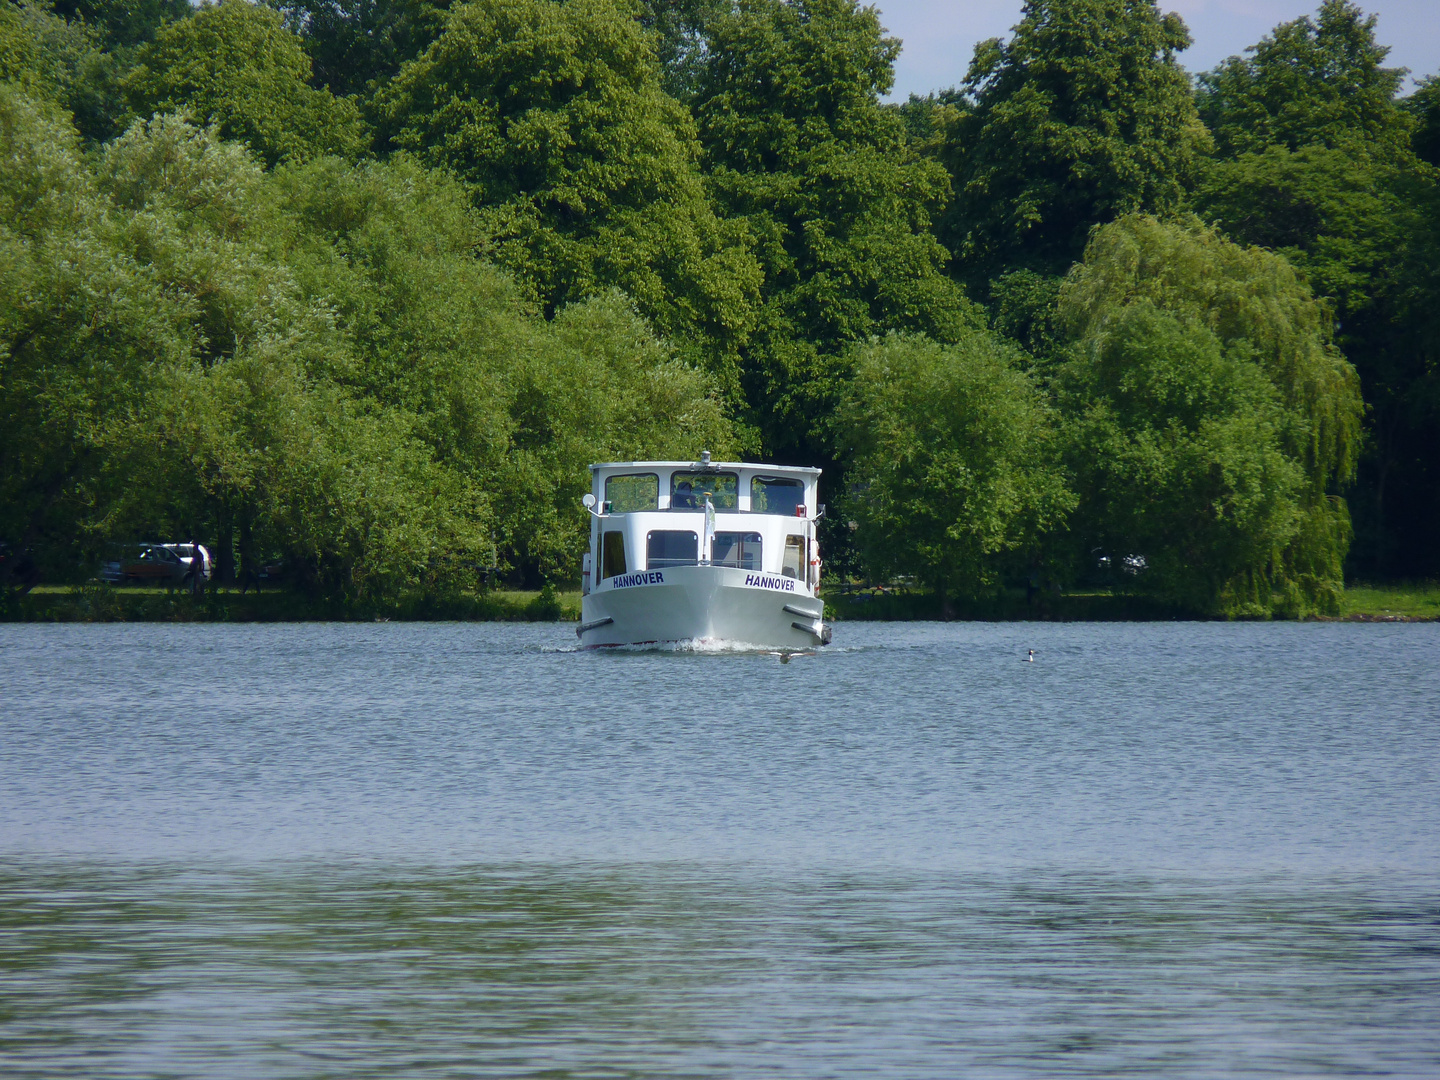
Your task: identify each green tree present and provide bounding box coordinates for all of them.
[1195,2,1438,576]
[986,268,1067,371]
[693,0,978,459]
[2,60,741,597]
[100,117,531,599]
[265,152,521,455]
[52,0,191,48]
[1197,143,1414,319]
[131,324,491,600]
[0,95,490,598]
[0,0,131,142]
[1,1,89,94]
[833,332,1074,605]
[0,86,191,589]
[1057,301,1310,613]
[636,0,727,101]
[265,150,738,583]
[1197,0,1410,158]
[1056,215,1363,615]
[1407,76,1440,167]
[1375,179,1440,575]
[266,0,453,98]
[375,0,761,397]
[941,0,1208,287]
[125,0,369,166]
[492,292,739,581]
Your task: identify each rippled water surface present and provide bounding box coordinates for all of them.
[1,621,1437,1077]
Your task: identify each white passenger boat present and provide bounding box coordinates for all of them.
[576,454,833,649]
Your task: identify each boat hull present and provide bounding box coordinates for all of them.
[578,565,829,649]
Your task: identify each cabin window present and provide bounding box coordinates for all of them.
[670,471,738,510]
[751,476,804,516]
[712,532,762,570]
[601,531,627,578]
[604,473,658,513]
[782,535,806,579]
[647,530,698,568]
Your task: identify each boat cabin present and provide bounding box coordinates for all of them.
[583,457,822,595]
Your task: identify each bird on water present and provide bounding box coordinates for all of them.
[1025,649,1035,662]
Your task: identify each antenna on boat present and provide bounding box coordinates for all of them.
[700,450,711,466]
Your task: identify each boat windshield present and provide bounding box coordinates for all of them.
[751,475,804,516]
[605,473,658,513]
[671,471,737,510]
[647,530,698,568]
[712,532,761,570]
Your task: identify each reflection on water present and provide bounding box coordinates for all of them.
[1,622,1438,1076]
[4,862,1438,1078]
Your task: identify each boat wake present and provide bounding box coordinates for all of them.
[546,637,817,657]
[617,637,816,655]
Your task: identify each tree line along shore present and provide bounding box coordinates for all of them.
[3,0,1437,620]
[5,580,1437,623]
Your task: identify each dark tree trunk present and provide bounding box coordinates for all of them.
[238,511,257,593]
[939,582,955,621]
[216,504,236,586]
[1,456,83,590]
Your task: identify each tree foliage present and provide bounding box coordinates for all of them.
[376,0,761,394]
[1407,77,1440,167]
[637,0,728,101]
[1196,1,1438,577]
[0,80,734,595]
[1056,216,1363,615]
[2,1,92,94]
[941,0,1209,286]
[1197,143,1414,319]
[0,84,171,587]
[269,151,739,578]
[266,0,454,98]
[834,333,1074,601]
[125,0,369,166]
[52,0,191,48]
[0,0,131,141]
[1198,0,1411,158]
[5,0,1439,608]
[693,0,978,457]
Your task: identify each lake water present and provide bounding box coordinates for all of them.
[1,621,1437,1077]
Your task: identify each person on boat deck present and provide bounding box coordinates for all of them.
[674,481,696,508]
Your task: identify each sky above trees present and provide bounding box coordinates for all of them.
[877,0,1438,99]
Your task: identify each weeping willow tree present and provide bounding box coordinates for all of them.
[1055,214,1363,616]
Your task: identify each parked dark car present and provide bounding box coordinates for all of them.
[100,543,211,585]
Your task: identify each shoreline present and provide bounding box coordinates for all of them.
[2,582,1435,624]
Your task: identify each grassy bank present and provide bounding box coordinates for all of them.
[1337,581,1440,621]
[3,581,1435,623]
[824,587,1194,622]
[824,582,1440,622]
[1,584,582,623]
